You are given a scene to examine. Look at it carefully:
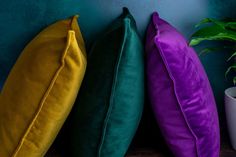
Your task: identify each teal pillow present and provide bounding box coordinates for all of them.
[68,8,144,157]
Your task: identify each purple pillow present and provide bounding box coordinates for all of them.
[145,12,220,157]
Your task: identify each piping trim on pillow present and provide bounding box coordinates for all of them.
[11,30,75,157]
[152,12,200,157]
[97,18,130,157]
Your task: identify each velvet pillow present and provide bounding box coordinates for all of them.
[145,12,220,157]
[0,16,87,157]
[68,8,144,157]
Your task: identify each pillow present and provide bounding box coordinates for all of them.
[145,12,220,157]
[0,15,87,157]
[68,8,144,157]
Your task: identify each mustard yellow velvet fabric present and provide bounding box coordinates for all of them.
[0,15,87,157]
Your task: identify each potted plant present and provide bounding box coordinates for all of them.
[190,18,236,149]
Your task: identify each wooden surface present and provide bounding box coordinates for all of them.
[126,147,236,157]
[45,128,236,157]
[126,134,236,157]
[45,145,236,157]
[127,149,166,157]
[219,141,236,157]
[45,127,236,157]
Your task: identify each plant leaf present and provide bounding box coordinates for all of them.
[190,25,236,46]
[233,76,236,85]
[190,35,234,46]
[198,46,236,56]
[195,18,236,30]
[199,47,220,56]
[195,18,226,29]
[199,48,216,56]
[227,51,236,61]
[226,22,236,30]
[195,18,212,28]
[190,20,236,46]
[225,64,236,78]
[192,25,225,38]
[190,25,224,46]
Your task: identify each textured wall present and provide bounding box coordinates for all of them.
[0,0,234,115]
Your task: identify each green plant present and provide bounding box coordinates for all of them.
[190,18,236,84]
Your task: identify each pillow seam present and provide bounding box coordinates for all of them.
[96,19,129,157]
[154,36,200,156]
[11,30,74,157]
[70,15,87,60]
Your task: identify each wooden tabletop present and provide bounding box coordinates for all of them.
[45,146,236,157]
[126,147,236,157]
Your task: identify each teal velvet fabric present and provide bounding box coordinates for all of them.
[68,8,144,157]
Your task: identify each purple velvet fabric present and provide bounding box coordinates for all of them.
[145,12,220,157]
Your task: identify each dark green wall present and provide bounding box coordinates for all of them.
[204,0,236,116]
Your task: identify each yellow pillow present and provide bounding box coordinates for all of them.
[0,15,87,157]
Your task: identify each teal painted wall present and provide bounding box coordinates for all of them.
[76,1,230,116]
[1,0,235,116]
